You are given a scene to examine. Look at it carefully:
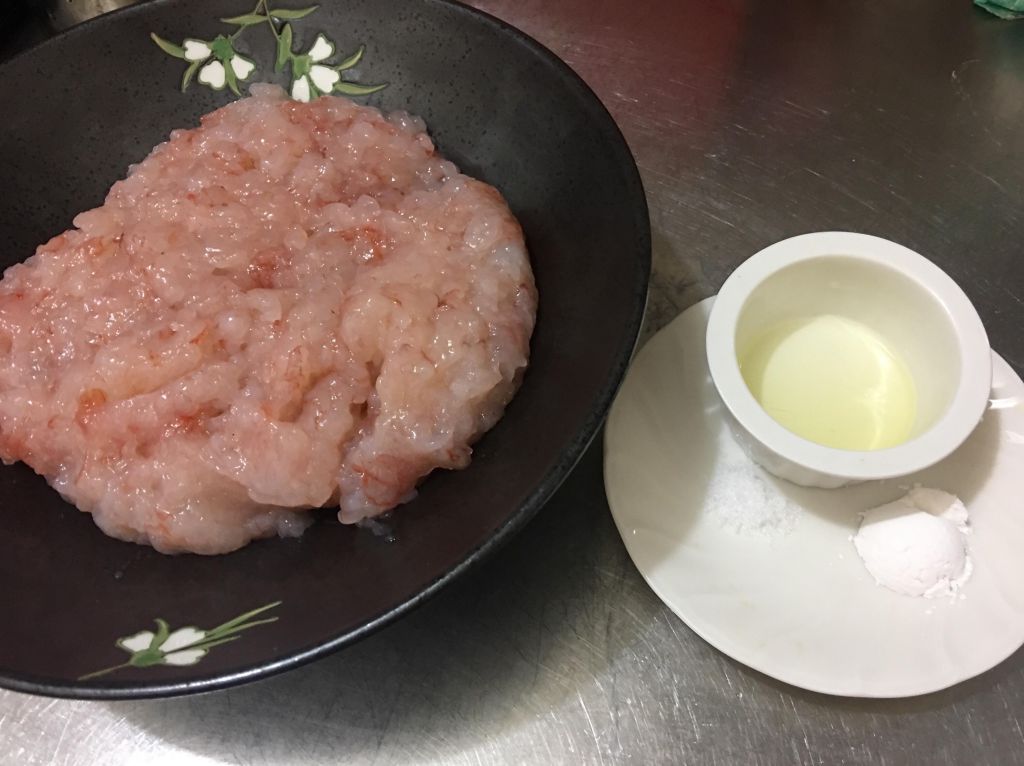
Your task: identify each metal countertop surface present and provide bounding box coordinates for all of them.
[3,0,1024,763]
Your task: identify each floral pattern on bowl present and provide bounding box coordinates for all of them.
[152,1,385,100]
[80,601,282,680]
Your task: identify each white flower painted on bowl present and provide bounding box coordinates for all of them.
[199,54,257,90]
[198,60,227,89]
[160,626,207,652]
[183,39,213,61]
[118,630,160,653]
[151,32,255,95]
[291,75,311,102]
[117,625,210,665]
[289,34,343,102]
[308,33,335,63]
[79,601,282,681]
[151,3,385,101]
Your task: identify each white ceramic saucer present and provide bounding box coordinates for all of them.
[604,297,1024,698]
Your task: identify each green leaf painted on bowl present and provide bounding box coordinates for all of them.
[181,59,201,91]
[150,33,186,59]
[221,13,269,26]
[275,22,294,72]
[334,80,388,96]
[270,6,319,20]
[334,45,364,71]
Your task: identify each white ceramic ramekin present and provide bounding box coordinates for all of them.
[706,232,992,488]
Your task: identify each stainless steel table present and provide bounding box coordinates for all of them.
[4,1,1024,763]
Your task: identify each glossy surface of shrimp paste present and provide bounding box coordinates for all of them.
[0,85,536,554]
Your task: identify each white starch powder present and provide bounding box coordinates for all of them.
[852,488,972,599]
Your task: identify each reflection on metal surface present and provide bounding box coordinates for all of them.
[44,0,142,30]
[4,0,1024,762]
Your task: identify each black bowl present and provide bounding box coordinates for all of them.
[0,0,649,698]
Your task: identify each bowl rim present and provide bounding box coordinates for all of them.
[0,0,651,700]
[706,231,991,481]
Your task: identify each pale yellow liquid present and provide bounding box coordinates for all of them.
[739,315,918,451]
